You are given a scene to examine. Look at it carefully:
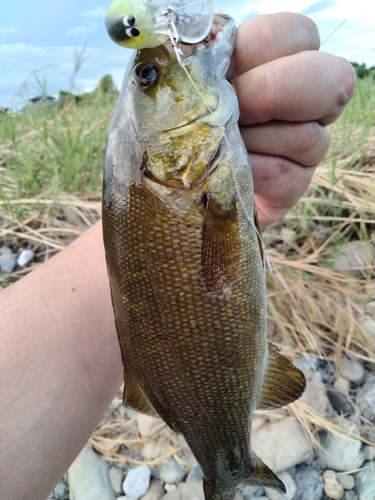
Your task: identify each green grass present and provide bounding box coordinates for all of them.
[0,83,118,213]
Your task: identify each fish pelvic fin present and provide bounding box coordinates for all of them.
[257,343,306,411]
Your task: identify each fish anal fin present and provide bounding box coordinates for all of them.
[123,370,159,418]
[257,343,306,411]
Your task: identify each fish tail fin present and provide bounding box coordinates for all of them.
[244,454,286,493]
[202,456,286,499]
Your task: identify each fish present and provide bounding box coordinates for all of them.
[102,13,306,500]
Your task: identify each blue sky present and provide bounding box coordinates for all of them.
[1,1,374,109]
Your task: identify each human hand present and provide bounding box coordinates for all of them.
[228,12,355,228]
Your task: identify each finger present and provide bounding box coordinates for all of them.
[228,12,320,79]
[241,121,330,167]
[250,153,316,228]
[232,51,355,126]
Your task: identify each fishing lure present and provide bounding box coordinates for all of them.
[105,0,214,50]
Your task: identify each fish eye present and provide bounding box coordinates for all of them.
[133,63,159,88]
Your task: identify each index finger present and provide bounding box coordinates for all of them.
[227,12,320,80]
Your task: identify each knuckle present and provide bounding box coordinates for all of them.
[303,16,321,49]
[295,123,330,165]
[338,59,356,106]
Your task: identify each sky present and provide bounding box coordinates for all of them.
[1,0,374,109]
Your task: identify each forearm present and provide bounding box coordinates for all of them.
[0,221,122,500]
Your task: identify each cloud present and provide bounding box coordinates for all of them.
[0,26,20,35]
[66,26,95,37]
[81,6,107,20]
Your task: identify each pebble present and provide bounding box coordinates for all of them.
[0,251,17,273]
[364,445,375,460]
[17,248,35,266]
[162,481,204,499]
[52,479,69,499]
[158,457,186,484]
[137,414,162,438]
[323,470,344,499]
[355,462,375,500]
[252,418,314,473]
[242,485,265,498]
[122,465,151,498]
[318,420,365,471]
[140,478,164,500]
[186,463,203,482]
[338,357,365,384]
[300,371,331,414]
[326,388,353,415]
[293,463,324,500]
[109,466,125,495]
[68,444,116,500]
[333,241,375,277]
[294,355,318,380]
[333,377,351,394]
[356,374,375,422]
[336,473,355,490]
[358,316,375,338]
[265,471,296,500]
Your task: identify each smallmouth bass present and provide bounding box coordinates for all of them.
[102,14,305,499]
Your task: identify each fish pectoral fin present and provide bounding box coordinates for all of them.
[257,343,306,410]
[244,454,286,493]
[202,191,240,292]
[123,370,159,418]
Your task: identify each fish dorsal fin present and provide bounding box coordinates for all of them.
[257,343,306,411]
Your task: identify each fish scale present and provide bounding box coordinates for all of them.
[103,13,305,499]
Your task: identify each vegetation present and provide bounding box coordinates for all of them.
[0,73,374,452]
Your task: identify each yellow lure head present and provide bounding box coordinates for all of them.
[105,0,169,49]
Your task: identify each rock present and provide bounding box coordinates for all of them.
[186,464,203,482]
[265,471,296,500]
[337,473,355,490]
[333,241,375,278]
[122,465,151,498]
[109,466,124,495]
[300,371,331,414]
[68,443,116,500]
[0,244,12,255]
[293,355,318,380]
[333,377,351,395]
[323,470,344,499]
[137,414,162,438]
[0,251,17,273]
[318,420,365,471]
[140,478,164,500]
[358,316,375,338]
[142,443,166,461]
[108,397,123,411]
[326,388,353,415]
[355,462,375,500]
[52,479,68,499]
[364,445,375,460]
[242,485,265,498]
[294,463,324,500]
[252,418,314,473]
[17,248,34,266]
[162,481,204,499]
[158,458,186,484]
[338,357,365,384]
[356,374,375,422]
